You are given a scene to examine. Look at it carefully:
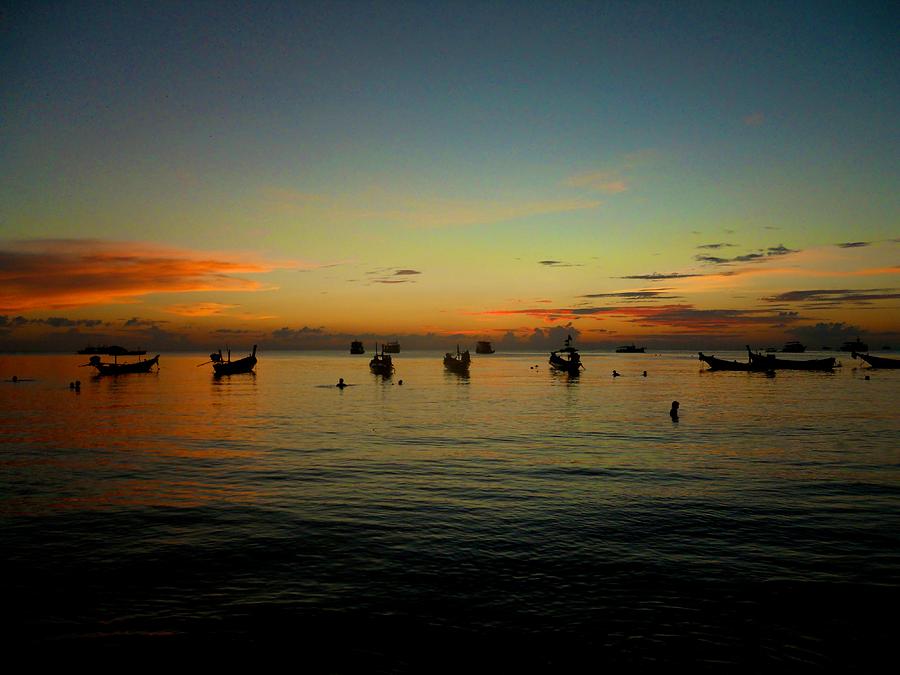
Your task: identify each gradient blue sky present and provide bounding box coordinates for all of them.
[1,1,898,350]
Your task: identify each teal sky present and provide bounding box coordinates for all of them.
[1,1,898,350]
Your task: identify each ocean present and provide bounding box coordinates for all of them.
[1,350,898,668]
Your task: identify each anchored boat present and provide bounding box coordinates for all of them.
[208,345,258,376]
[549,335,584,375]
[853,351,900,369]
[443,345,471,374]
[81,349,160,375]
[369,344,394,376]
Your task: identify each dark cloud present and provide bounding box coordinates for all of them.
[788,322,864,346]
[763,288,900,305]
[272,326,324,341]
[124,317,166,327]
[618,272,706,281]
[393,269,421,276]
[0,315,104,328]
[696,243,735,250]
[538,260,581,267]
[373,279,412,284]
[836,241,870,248]
[580,290,680,301]
[695,244,798,265]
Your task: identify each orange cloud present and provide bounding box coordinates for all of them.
[0,239,297,312]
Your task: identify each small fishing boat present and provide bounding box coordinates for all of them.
[615,344,645,353]
[747,347,835,371]
[383,341,401,353]
[475,341,495,354]
[208,345,258,375]
[443,345,471,374]
[350,341,365,354]
[781,341,806,353]
[369,344,394,376]
[549,335,584,374]
[840,337,868,352]
[853,351,900,369]
[698,352,753,371]
[82,353,160,375]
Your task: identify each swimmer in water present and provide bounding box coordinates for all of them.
[670,401,680,421]
[337,378,347,389]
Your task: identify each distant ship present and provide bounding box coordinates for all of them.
[350,341,365,354]
[615,344,645,353]
[383,341,400,353]
[475,341,495,354]
[840,337,868,352]
[781,341,806,353]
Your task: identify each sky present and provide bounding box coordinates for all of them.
[1,0,898,351]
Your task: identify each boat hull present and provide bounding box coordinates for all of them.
[549,353,582,374]
[747,349,835,371]
[443,355,471,374]
[698,353,752,371]
[213,355,257,375]
[91,355,160,375]
[854,352,900,369]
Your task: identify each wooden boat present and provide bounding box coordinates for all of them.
[475,341,495,354]
[747,346,835,371]
[781,341,806,353]
[615,344,645,353]
[549,335,584,374]
[443,345,471,374]
[350,341,365,354]
[698,352,753,371]
[369,344,394,376]
[83,353,159,375]
[841,337,868,352]
[853,352,900,369]
[78,345,147,356]
[210,345,257,376]
[383,341,400,353]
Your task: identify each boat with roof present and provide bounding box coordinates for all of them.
[840,337,868,352]
[475,341,495,354]
[79,346,160,375]
[781,341,806,353]
[746,346,835,371]
[369,344,394,376]
[350,341,365,354]
[549,335,584,375]
[443,345,471,374]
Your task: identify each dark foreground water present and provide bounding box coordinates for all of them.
[1,350,898,668]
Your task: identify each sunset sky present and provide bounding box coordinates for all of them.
[1,1,898,351]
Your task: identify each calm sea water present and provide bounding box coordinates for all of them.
[1,350,898,667]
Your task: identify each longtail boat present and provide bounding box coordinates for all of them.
[853,351,900,369]
[209,345,258,375]
[746,346,835,371]
[549,335,584,375]
[83,353,159,375]
[350,341,365,354]
[698,352,753,371]
[369,344,394,376]
[443,345,471,374]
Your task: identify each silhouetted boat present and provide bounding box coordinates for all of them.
[443,345,471,374]
[475,341,495,354]
[77,345,146,356]
[747,347,835,371]
[781,341,806,353]
[853,352,900,369]
[209,345,257,375]
[383,341,400,353]
[840,337,868,352]
[369,344,394,375]
[83,354,159,375]
[350,341,365,354]
[549,335,583,374]
[615,344,645,353]
[698,352,753,371]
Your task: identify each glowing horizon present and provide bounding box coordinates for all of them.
[1,3,897,351]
